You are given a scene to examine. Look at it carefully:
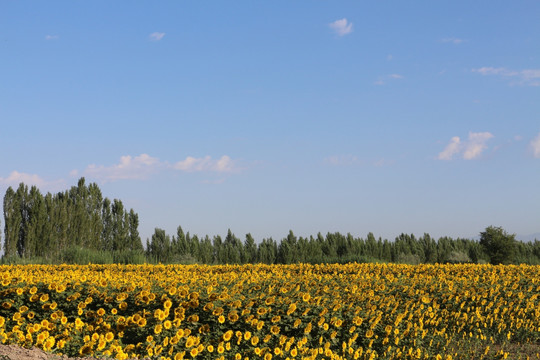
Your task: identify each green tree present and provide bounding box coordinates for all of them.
[223,229,242,264]
[278,230,298,264]
[3,186,20,257]
[243,233,257,263]
[111,199,128,251]
[87,182,104,250]
[26,186,47,257]
[174,226,189,257]
[101,198,113,251]
[479,226,517,265]
[257,238,277,264]
[212,235,224,263]
[198,235,213,264]
[15,183,29,257]
[127,210,143,252]
[147,228,170,263]
[69,178,90,247]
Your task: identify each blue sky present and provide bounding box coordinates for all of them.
[1,1,539,243]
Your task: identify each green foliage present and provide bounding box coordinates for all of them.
[166,253,199,265]
[397,252,422,265]
[444,250,472,264]
[0,255,53,265]
[480,226,517,265]
[60,246,114,264]
[2,178,143,263]
[3,180,540,266]
[112,249,147,264]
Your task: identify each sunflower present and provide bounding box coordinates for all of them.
[223,330,233,342]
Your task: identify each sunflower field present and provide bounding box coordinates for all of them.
[0,263,539,360]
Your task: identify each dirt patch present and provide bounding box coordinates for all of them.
[0,344,150,360]
[0,344,103,360]
[0,344,57,360]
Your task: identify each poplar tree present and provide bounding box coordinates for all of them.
[101,198,113,251]
[16,183,29,257]
[52,191,70,257]
[69,178,90,247]
[212,235,223,263]
[127,210,143,252]
[174,226,189,256]
[223,229,242,264]
[243,233,257,263]
[26,186,46,257]
[3,187,19,257]
[147,228,170,263]
[198,235,213,263]
[87,182,103,250]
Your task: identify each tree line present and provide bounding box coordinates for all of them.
[2,179,539,265]
[146,226,540,265]
[1,178,143,262]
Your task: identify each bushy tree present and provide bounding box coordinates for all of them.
[480,226,516,265]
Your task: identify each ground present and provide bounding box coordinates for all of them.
[0,344,99,360]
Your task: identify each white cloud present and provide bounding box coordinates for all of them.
[0,171,47,187]
[0,171,66,192]
[473,67,514,76]
[81,153,240,182]
[440,37,465,44]
[473,67,540,86]
[45,35,59,40]
[149,32,165,41]
[324,155,360,166]
[531,133,540,158]
[463,132,494,159]
[84,154,164,182]
[329,18,353,36]
[173,155,236,173]
[438,136,461,160]
[438,132,494,160]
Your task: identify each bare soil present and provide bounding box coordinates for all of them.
[0,344,99,360]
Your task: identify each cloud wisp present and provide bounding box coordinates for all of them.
[80,153,241,183]
[438,132,494,160]
[374,74,404,85]
[173,155,236,173]
[84,154,163,182]
[440,37,466,44]
[329,18,353,36]
[45,35,59,40]
[0,171,66,192]
[324,155,360,166]
[149,32,165,41]
[0,171,47,187]
[323,155,395,167]
[473,67,540,86]
[531,133,540,158]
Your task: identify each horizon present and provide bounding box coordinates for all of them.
[1,1,539,245]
